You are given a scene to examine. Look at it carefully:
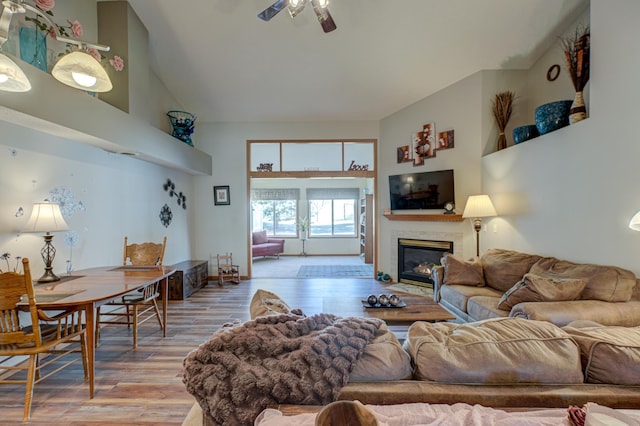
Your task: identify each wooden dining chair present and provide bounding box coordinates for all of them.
[95,236,167,349]
[217,252,240,286]
[0,258,88,422]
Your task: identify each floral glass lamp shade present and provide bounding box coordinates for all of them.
[51,50,113,92]
[0,52,31,92]
[23,202,69,282]
[462,195,497,257]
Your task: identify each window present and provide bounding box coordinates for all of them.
[307,188,358,237]
[251,189,299,237]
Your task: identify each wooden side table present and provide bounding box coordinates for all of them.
[167,260,208,300]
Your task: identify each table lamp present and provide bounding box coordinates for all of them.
[23,202,69,283]
[462,195,497,257]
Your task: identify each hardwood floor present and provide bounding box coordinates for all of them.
[0,278,402,425]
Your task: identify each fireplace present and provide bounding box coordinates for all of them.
[397,238,453,286]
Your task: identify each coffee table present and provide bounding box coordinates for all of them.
[322,293,455,325]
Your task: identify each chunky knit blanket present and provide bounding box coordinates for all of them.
[182,312,383,426]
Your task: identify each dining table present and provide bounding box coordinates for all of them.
[27,265,176,398]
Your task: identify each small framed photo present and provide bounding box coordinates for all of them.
[214,185,230,206]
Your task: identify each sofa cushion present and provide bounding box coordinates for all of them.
[481,249,542,292]
[440,284,501,314]
[404,317,583,384]
[252,230,269,245]
[563,325,640,385]
[466,295,509,321]
[442,254,485,286]
[530,257,636,302]
[497,273,586,310]
[249,289,292,319]
[349,323,412,382]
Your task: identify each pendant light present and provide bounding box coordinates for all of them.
[0,51,31,91]
[0,0,112,93]
[51,50,113,92]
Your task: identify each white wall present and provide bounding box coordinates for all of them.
[0,122,193,275]
[190,121,379,275]
[482,0,640,276]
[377,72,485,279]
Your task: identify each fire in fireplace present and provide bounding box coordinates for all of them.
[398,238,453,286]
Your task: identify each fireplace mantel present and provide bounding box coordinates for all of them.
[383,212,463,222]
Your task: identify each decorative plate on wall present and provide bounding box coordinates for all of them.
[159,204,173,227]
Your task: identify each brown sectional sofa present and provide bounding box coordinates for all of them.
[187,290,640,426]
[432,248,640,326]
[339,318,640,409]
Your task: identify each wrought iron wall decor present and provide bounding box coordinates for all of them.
[163,178,187,209]
[159,204,173,228]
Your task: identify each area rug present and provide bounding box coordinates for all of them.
[385,283,434,298]
[296,264,374,278]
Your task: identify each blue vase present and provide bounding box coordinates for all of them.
[19,27,47,72]
[535,100,573,135]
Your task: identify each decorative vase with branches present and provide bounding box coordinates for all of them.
[561,26,590,124]
[298,216,309,238]
[492,91,515,151]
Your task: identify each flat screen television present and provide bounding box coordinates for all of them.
[389,169,455,210]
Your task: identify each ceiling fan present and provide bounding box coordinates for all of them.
[258,0,337,33]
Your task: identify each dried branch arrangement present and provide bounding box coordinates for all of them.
[492,91,515,151]
[561,26,590,92]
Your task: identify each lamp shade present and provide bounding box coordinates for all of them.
[462,195,497,218]
[629,211,640,231]
[23,202,69,233]
[0,52,31,92]
[51,50,113,92]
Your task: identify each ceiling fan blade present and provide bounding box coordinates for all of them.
[319,8,337,33]
[288,1,306,19]
[258,0,288,21]
[310,0,336,33]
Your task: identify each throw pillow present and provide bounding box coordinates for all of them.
[530,257,637,303]
[349,323,412,382]
[253,230,269,245]
[481,249,542,292]
[442,253,485,286]
[497,273,586,310]
[249,289,292,319]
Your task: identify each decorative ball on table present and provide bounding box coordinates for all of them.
[389,294,401,306]
[377,294,389,306]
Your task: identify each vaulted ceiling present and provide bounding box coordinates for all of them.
[127,0,587,123]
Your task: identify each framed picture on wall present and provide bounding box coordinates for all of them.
[397,145,412,163]
[437,130,455,150]
[214,185,230,206]
[412,132,425,166]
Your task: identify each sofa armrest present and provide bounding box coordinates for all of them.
[432,266,444,302]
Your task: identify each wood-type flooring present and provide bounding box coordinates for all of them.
[0,278,408,424]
